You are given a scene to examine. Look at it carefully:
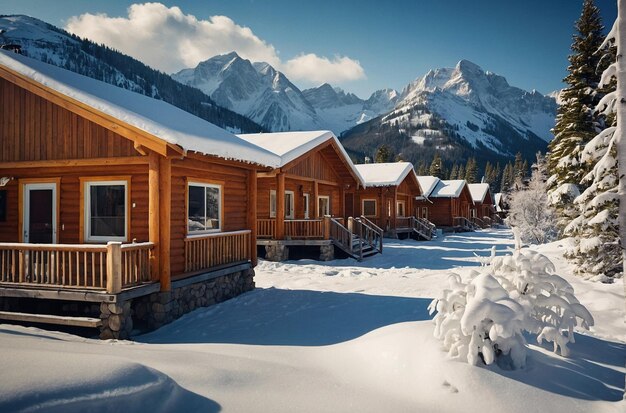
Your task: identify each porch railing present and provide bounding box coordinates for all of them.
[285,219,324,239]
[184,230,251,273]
[394,216,411,229]
[0,241,154,293]
[257,219,276,239]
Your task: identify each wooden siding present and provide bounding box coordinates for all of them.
[0,77,138,162]
[170,161,252,276]
[0,164,149,244]
[284,151,340,182]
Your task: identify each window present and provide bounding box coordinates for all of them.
[85,180,127,242]
[396,201,406,217]
[318,195,330,216]
[422,207,428,219]
[270,190,294,218]
[0,190,6,222]
[188,182,222,234]
[270,190,277,218]
[303,193,310,219]
[362,199,377,217]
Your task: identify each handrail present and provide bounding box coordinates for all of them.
[454,216,476,230]
[329,217,356,257]
[355,216,384,254]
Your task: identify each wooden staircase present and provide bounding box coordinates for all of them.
[410,217,437,240]
[453,216,479,231]
[328,216,383,261]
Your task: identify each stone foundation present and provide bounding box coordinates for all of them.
[128,268,255,333]
[265,244,289,261]
[319,244,335,261]
[99,301,133,340]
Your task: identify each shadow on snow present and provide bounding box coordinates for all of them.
[493,333,626,401]
[138,288,431,346]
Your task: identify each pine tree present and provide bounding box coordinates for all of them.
[429,153,445,179]
[547,0,606,212]
[457,164,465,182]
[501,163,515,193]
[375,144,394,163]
[416,161,429,176]
[564,33,622,279]
[449,164,459,180]
[464,158,478,183]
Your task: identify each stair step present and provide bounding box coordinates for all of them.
[0,310,102,328]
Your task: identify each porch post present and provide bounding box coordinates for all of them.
[392,187,397,230]
[148,151,160,281]
[313,181,319,219]
[248,169,258,266]
[159,157,171,292]
[378,188,384,230]
[276,172,285,240]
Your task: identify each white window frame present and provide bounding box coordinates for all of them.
[422,207,428,219]
[285,190,295,219]
[270,190,295,219]
[303,193,310,219]
[270,190,277,218]
[396,200,406,217]
[187,181,222,235]
[318,195,330,216]
[361,199,377,217]
[84,180,128,242]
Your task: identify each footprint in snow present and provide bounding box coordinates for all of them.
[324,270,339,276]
[442,381,459,393]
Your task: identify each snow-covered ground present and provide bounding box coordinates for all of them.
[0,229,624,412]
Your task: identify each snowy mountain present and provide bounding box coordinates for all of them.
[341,60,557,167]
[0,15,263,134]
[174,52,321,132]
[173,53,398,134]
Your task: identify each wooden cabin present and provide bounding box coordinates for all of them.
[415,177,475,231]
[467,183,497,227]
[0,51,281,339]
[237,131,383,261]
[352,162,435,240]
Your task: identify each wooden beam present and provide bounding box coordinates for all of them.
[134,143,148,156]
[258,170,279,178]
[283,174,340,187]
[185,151,269,171]
[0,156,149,170]
[148,151,160,281]
[275,172,285,240]
[159,156,172,291]
[248,169,258,266]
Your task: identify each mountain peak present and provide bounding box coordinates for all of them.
[455,59,484,74]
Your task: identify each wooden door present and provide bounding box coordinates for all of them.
[23,183,57,243]
[344,192,354,218]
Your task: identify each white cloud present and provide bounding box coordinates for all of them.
[284,54,365,84]
[65,2,365,84]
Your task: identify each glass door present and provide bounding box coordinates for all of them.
[23,183,57,243]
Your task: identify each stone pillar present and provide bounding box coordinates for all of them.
[319,244,335,261]
[99,300,133,340]
[265,244,289,261]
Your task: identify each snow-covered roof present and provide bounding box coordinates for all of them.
[416,176,441,197]
[237,130,365,185]
[430,179,468,198]
[467,183,491,204]
[353,162,416,187]
[0,50,281,167]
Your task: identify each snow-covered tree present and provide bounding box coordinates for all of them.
[429,239,594,370]
[548,0,606,223]
[506,155,558,245]
[565,26,622,280]
[429,153,445,179]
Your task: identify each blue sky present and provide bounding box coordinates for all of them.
[1,0,618,98]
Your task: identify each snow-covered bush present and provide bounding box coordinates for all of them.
[429,241,594,369]
[506,158,558,245]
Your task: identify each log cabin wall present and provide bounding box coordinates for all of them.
[0,164,149,243]
[0,77,138,162]
[0,77,148,243]
[418,198,453,227]
[169,160,253,276]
